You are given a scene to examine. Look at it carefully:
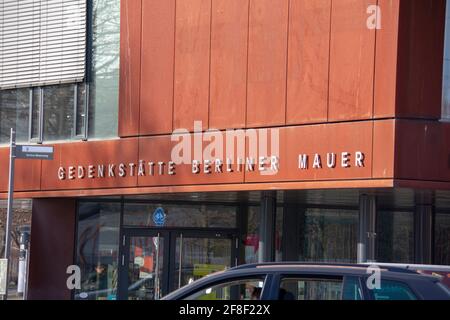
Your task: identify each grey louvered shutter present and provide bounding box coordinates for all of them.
[0,0,86,89]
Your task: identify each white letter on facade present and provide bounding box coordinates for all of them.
[246,157,255,172]
[259,157,267,172]
[226,158,233,173]
[98,165,105,178]
[215,159,223,173]
[204,160,211,174]
[78,166,85,179]
[58,167,66,180]
[129,163,136,176]
[88,165,95,179]
[192,160,200,174]
[108,164,116,177]
[138,161,145,176]
[313,154,322,169]
[148,162,155,176]
[158,162,165,175]
[341,152,350,168]
[168,161,176,175]
[327,153,336,168]
[119,163,126,177]
[299,155,308,169]
[68,166,76,180]
[355,152,365,167]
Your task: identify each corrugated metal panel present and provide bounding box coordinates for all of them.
[0,0,86,89]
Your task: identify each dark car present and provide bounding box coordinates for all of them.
[162,263,450,300]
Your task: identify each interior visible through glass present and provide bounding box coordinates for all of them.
[173,237,232,291]
[128,235,164,300]
[74,202,120,300]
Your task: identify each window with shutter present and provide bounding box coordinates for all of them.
[0,0,86,89]
[0,0,119,144]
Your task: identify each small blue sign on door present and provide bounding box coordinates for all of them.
[152,207,166,226]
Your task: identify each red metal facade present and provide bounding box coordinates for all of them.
[1,0,449,199]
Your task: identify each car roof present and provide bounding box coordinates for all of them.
[162,262,441,300]
[230,262,420,276]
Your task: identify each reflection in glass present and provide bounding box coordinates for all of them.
[88,0,120,138]
[435,212,450,265]
[376,211,414,263]
[173,237,231,290]
[245,206,261,264]
[185,278,265,300]
[43,84,74,141]
[371,280,417,300]
[31,88,41,140]
[124,203,237,228]
[76,83,87,137]
[0,200,32,299]
[0,89,30,144]
[75,202,120,300]
[275,207,283,262]
[298,208,358,263]
[279,278,343,300]
[128,236,164,300]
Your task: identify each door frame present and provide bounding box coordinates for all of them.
[117,227,239,300]
[117,229,171,300]
[168,229,238,292]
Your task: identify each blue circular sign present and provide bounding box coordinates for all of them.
[152,207,166,226]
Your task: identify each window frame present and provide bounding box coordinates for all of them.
[183,276,268,301]
[73,83,89,141]
[176,274,272,301]
[275,273,345,300]
[29,87,43,144]
[28,84,89,144]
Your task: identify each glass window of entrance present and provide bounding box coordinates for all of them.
[123,203,237,228]
[74,202,121,300]
[435,212,450,265]
[184,277,266,300]
[298,208,358,263]
[279,277,344,300]
[376,210,414,263]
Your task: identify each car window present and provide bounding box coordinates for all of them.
[279,277,343,300]
[342,276,363,300]
[370,280,417,300]
[183,277,266,300]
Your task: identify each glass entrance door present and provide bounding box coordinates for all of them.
[119,230,236,300]
[127,234,164,300]
[117,230,168,300]
[172,232,236,291]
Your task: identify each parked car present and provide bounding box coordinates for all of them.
[162,262,450,300]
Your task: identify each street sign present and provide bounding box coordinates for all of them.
[0,259,7,295]
[15,145,54,160]
[2,130,55,300]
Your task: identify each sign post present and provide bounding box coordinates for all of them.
[2,128,16,300]
[1,129,54,300]
[0,259,7,296]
